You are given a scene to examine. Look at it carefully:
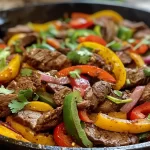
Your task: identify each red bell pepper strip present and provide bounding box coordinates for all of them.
[71,12,90,19]
[57,65,116,83]
[78,35,107,46]
[78,110,93,123]
[130,102,150,120]
[0,44,6,49]
[54,123,75,147]
[70,75,90,97]
[70,18,93,29]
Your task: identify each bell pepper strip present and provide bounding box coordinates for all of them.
[6,116,55,145]
[0,44,7,49]
[54,123,78,147]
[90,10,123,23]
[78,35,107,46]
[93,25,101,36]
[7,33,26,46]
[70,18,93,29]
[129,52,145,67]
[71,12,90,19]
[95,112,150,133]
[78,110,93,123]
[63,91,93,147]
[130,102,150,120]
[120,86,145,113]
[108,112,127,119]
[70,75,90,97]
[46,38,60,49]
[0,54,21,83]
[24,101,53,112]
[27,20,62,32]
[71,29,96,42]
[77,42,126,90]
[0,123,28,142]
[57,65,116,83]
[117,26,133,41]
[135,44,149,54]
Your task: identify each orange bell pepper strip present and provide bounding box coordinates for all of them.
[25,101,53,112]
[0,54,21,83]
[0,123,28,142]
[129,52,145,67]
[90,10,123,23]
[108,112,127,119]
[95,113,150,133]
[78,110,93,123]
[77,42,126,90]
[47,38,60,49]
[57,65,116,83]
[0,44,7,49]
[6,116,55,145]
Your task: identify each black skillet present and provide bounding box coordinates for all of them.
[0,1,150,150]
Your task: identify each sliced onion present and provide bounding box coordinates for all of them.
[143,56,150,65]
[40,72,70,85]
[120,86,145,113]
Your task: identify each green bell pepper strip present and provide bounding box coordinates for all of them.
[117,26,133,41]
[93,25,101,36]
[71,29,96,42]
[63,91,93,147]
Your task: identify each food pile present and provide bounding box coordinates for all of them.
[0,10,150,147]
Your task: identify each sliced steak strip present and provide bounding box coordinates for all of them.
[24,48,71,71]
[14,107,62,132]
[125,67,150,88]
[139,83,150,103]
[120,20,147,31]
[85,123,138,147]
[0,94,17,118]
[7,71,41,93]
[116,51,132,65]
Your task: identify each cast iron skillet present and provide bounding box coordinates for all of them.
[0,1,150,150]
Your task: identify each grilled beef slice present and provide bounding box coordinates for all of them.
[24,48,71,71]
[85,123,138,147]
[7,71,41,93]
[139,83,150,103]
[125,67,150,88]
[0,94,17,118]
[14,107,62,132]
[116,51,132,65]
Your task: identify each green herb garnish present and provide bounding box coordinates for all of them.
[0,85,14,95]
[114,90,123,97]
[69,69,81,78]
[143,68,150,77]
[21,68,33,77]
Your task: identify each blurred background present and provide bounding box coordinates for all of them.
[0,0,150,11]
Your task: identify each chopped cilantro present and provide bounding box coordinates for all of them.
[143,68,150,77]
[114,90,123,97]
[69,69,81,78]
[8,89,33,113]
[0,85,14,95]
[67,48,92,64]
[21,68,33,77]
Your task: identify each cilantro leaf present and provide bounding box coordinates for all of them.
[114,90,123,97]
[21,68,32,77]
[8,99,29,113]
[67,48,92,64]
[0,85,14,95]
[8,89,33,113]
[69,69,81,78]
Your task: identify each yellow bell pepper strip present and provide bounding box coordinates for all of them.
[77,42,126,90]
[0,123,28,142]
[24,101,53,112]
[129,52,145,67]
[57,65,116,83]
[0,54,21,83]
[108,112,127,119]
[6,116,55,145]
[95,113,150,133]
[7,33,26,46]
[90,10,123,23]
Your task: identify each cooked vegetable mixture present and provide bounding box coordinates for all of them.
[0,10,150,147]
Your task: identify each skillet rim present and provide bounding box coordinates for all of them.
[0,1,150,149]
